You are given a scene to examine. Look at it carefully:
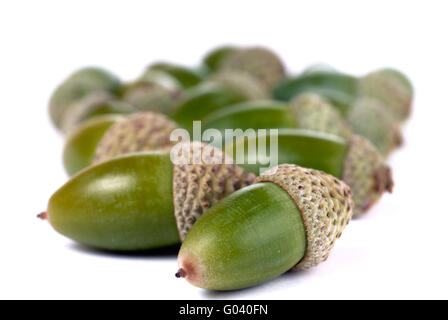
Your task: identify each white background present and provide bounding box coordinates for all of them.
[0,0,447,299]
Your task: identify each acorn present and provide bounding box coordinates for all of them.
[121,81,183,115]
[208,70,269,100]
[176,164,353,290]
[358,68,413,123]
[49,67,121,130]
[226,128,393,217]
[290,93,352,139]
[347,97,403,156]
[41,142,256,250]
[63,114,123,176]
[171,83,247,131]
[202,45,240,73]
[60,91,136,133]
[222,46,286,90]
[148,62,203,89]
[93,112,179,164]
[273,70,358,116]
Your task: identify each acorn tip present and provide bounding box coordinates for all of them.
[175,268,187,278]
[37,211,48,220]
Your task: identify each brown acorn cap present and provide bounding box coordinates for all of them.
[222,46,286,89]
[342,135,394,217]
[257,164,353,269]
[173,141,256,240]
[93,112,179,164]
[209,70,269,100]
[291,93,353,139]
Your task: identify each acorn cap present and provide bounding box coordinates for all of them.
[291,93,353,139]
[209,71,269,100]
[342,135,394,217]
[222,47,286,89]
[257,164,353,269]
[359,69,413,122]
[173,141,256,240]
[60,91,135,134]
[121,81,182,114]
[93,112,179,163]
[347,97,403,156]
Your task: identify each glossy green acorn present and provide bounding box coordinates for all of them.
[171,83,247,131]
[43,144,255,251]
[225,129,393,217]
[63,115,123,176]
[177,164,353,290]
[49,67,121,130]
[148,63,203,89]
[273,70,358,116]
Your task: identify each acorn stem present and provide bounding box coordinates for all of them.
[37,211,48,220]
[175,268,187,278]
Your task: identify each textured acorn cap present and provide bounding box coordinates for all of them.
[121,81,182,115]
[173,141,256,240]
[209,71,269,100]
[347,97,403,156]
[359,69,413,122]
[60,91,136,134]
[257,164,353,269]
[93,112,179,163]
[222,47,286,89]
[291,93,353,139]
[342,135,394,217]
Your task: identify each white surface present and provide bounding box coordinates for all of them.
[1,0,447,299]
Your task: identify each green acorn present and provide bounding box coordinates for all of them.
[273,70,358,116]
[148,62,203,89]
[347,97,403,156]
[176,164,353,290]
[226,129,392,217]
[63,115,123,176]
[60,91,136,133]
[290,93,352,139]
[93,112,179,164]
[41,142,255,251]
[222,46,286,89]
[202,45,240,73]
[358,68,413,123]
[49,67,121,130]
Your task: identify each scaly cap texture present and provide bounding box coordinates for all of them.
[257,164,353,269]
[209,71,269,100]
[291,93,353,139]
[93,112,179,163]
[173,141,256,240]
[342,135,394,217]
[359,70,413,122]
[121,82,182,114]
[347,97,402,156]
[222,47,286,89]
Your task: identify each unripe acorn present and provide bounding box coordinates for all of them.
[60,91,136,134]
[93,112,179,164]
[222,46,286,90]
[148,62,203,89]
[171,83,247,132]
[225,128,393,217]
[63,114,123,176]
[273,70,359,116]
[358,68,413,123]
[202,45,239,73]
[176,164,353,290]
[347,97,403,156]
[41,142,256,250]
[291,93,353,139]
[49,67,121,130]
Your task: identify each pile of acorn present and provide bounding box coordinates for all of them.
[41,45,412,290]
